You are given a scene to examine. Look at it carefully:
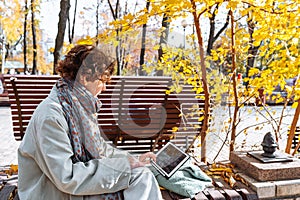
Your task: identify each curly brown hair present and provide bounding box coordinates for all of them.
[56,44,115,81]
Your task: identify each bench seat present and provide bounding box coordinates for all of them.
[0,171,258,200]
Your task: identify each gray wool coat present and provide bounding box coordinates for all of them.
[18,87,132,200]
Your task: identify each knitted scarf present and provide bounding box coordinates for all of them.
[56,78,103,163]
[56,79,124,199]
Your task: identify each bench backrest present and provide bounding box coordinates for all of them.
[291,127,300,152]
[4,75,206,153]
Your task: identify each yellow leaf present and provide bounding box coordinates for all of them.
[172,127,179,132]
[77,37,94,45]
[10,164,18,172]
[153,44,160,50]
[198,116,204,121]
[4,164,18,175]
[249,68,260,76]
[49,47,55,53]
[291,101,298,109]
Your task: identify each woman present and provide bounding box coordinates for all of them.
[18,44,162,200]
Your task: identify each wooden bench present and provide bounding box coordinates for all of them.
[1,168,258,200]
[2,75,258,200]
[161,176,259,200]
[291,127,300,153]
[3,75,206,153]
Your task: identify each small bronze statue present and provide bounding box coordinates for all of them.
[248,131,293,163]
[261,132,278,158]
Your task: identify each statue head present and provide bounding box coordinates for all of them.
[261,132,278,158]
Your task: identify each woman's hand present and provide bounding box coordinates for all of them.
[138,152,156,164]
[128,152,156,169]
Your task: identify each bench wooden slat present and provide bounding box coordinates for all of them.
[223,189,243,200]
[291,128,300,152]
[10,94,50,99]
[203,189,226,200]
[194,192,209,199]
[7,90,52,94]
[235,189,257,200]
[10,105,40,110]
[10,100,46,104]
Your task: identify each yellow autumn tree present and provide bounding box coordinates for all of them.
[0,0,23,69]
[206,0,299,155]
[78,0,300,161]
[243,1,300,154]
[0,0,23,45]
[0,0,50,74]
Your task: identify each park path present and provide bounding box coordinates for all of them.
[0,106,20,166]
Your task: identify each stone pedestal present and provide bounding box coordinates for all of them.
[230,151,300,181]
[230,151,300,199]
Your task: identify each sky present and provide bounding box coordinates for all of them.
[39,0,85,41]
[39,0,229,50]
[39,0,143,41]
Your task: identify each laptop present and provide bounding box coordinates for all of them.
[151,142,190,179]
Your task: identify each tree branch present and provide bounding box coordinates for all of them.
[241,1,296,14]
[107,0,116,20]
[213,10,230,43]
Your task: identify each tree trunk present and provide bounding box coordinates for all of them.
[285,98,300,154]
[139,0,150,76]
[31,0,37,74]
[206,4,218,56]
[68,0,77,44]
[207,8,230,56]
[95,0,100,45]
[23,0,28,73]
[188,0,210,163]
[246,15,259,88]
[156,13,170,76]
[107,0,121,75]
[229,10,239,152]
[53,0,70,74]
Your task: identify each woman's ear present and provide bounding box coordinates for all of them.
[77,74,87,85]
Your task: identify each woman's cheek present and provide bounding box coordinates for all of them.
[95,85,103,96]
